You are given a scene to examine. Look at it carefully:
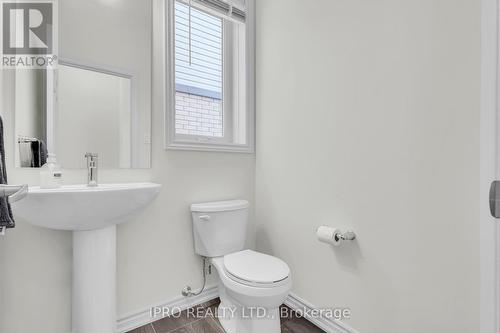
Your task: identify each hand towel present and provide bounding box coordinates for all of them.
[0,116,15,229]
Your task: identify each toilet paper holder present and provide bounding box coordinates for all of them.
[316,226,357,246]
[334,230,356,242]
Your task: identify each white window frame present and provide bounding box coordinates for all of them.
[164,0,255,153]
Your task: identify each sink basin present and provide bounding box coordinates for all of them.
[12,182,161,231]
[11,182,161,333]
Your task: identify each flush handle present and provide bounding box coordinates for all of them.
[199,215,211,221]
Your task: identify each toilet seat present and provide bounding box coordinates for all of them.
[223,250,290,288]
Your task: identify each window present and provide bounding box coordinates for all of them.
[166,0,255,153]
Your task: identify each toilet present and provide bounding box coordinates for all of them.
[191,200,292,333]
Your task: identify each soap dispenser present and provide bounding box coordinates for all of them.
[40,154,62,189]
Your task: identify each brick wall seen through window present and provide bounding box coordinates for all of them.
[175,92,223,137]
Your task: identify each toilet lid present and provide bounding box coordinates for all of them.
[224,250,290,284]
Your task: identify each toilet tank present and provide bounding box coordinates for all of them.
[191,200,249,257]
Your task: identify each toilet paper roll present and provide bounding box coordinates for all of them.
[316,226,341,246]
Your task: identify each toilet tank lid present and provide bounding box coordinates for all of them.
[191,200,249,212]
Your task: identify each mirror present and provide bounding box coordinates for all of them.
[57,63,132,169]
[15,70,48,168]
[14,0,152,169]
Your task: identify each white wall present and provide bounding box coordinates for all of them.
[255,1,480,332]
[0,1,255,332]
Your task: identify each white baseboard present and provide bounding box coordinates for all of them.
[284,293,359,333]
[117,288,359,333]
[116,285,218,333]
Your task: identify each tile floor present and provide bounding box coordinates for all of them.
[128,298,325,333]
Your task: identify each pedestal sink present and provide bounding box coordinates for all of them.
[12,183,161,333]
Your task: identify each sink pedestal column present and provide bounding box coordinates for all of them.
[73,225,116,333]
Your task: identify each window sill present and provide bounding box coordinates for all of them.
[165,140,254,154]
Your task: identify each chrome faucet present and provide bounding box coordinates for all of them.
[85,153,98,187]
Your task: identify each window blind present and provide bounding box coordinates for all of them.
[175,1,223,99]
[177,0,246,22]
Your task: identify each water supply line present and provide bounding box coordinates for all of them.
[182,257,209,297]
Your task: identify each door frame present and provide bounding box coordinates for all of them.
[481,0,500,332]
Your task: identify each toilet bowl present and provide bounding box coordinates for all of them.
[191,200,292,333]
